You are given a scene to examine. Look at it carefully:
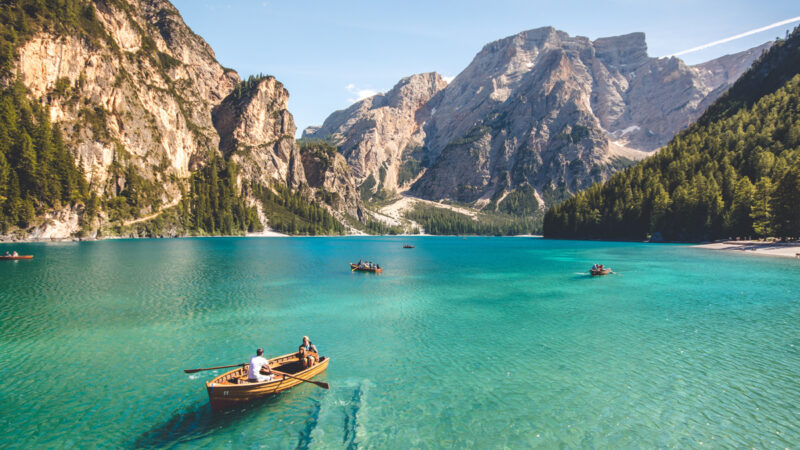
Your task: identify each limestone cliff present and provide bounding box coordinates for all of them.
[212,76,305,189]
[415,29,769,207]
[17,0,237,204]
[303,72,447,195]
[307,27,769,211]
[4,0,362,238]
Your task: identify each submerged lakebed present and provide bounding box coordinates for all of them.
[0,237,798,447]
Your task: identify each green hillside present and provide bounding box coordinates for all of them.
[544,28,800,242]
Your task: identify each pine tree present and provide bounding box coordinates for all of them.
[770,168,800,238]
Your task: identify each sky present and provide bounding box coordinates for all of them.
[170,1,800,137]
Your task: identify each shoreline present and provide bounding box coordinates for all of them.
[694,240,800,259]
[0,233,544,243]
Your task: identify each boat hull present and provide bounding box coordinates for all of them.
[590,268,611,276]
[0,255,33,260]
[350,263,383,273]
[205,353,329,410]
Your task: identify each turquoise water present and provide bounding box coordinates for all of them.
[0,237,798,448]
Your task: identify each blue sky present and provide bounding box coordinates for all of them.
[170,1,799,136]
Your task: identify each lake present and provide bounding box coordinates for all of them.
[0,237,798,447]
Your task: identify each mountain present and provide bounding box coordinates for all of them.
[303,72,447,196]
[306,27,770,212]
[543,27,800,241]
[0,0,363,239]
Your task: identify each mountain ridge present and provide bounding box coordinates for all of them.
[306,26,770,213]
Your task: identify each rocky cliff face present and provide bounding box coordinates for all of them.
[299,144,364,223]
[8,0,363,238]
[307,27,769,210]
[212,76,305,189]
[17,0,237,207]
[303,72,447,195]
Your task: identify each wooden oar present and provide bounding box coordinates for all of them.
[274,371,330,389]
[184,363,245,374]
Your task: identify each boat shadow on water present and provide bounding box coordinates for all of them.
[132,396,283,448]
[133,379,368,449]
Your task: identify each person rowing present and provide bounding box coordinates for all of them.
[247,348,274,382]
[298,336,319,369]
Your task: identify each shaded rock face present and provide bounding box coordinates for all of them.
[303,72,447,193]
[300,149,364,222]
[308,27,768,208]
[213,77,305,188]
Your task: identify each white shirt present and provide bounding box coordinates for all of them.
[248,355,270,380]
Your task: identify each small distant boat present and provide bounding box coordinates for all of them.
[402,244,414,249]
[205,352,330,410]
[0,255,33,260]
[590,267,612,276]
[350,263,383,273]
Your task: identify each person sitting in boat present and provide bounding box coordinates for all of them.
[12,251,18,257]
[247,348,274,383]
[3,251,9,257]
[298,336,319,368]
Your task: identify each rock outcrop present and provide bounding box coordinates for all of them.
[300,144,364,223]
[303,72,447,194]
[307,27,770,210]
[213,76,305,188]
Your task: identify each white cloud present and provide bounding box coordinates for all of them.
[669,16,800,57]
[346,84,378,103]
[442,75,455,84]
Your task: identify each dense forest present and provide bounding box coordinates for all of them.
[251,183,345,235]
[544,29,800,242]
[0,81,89,233]
[183,155,262,235]
[408,204,539,236]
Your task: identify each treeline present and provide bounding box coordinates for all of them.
[0,81,88,232]
[181,154,262,235]
[408,204,540,236]
[365,219,406,235]
[232,73,274,100]
[544,30,800,241]
[252,183,344,235]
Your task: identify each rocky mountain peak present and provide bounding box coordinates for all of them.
[303,71,447,193]
[593,32,648,71]
[309,26,770,212]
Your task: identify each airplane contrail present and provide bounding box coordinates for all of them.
[670,16,800,57]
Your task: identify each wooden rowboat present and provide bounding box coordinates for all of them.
[350,263,383,273]
[402,245,414,249]
[206,352,330,410]
[590,268,611,276]
[0,255,33,260]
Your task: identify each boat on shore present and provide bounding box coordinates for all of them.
[206,352,329,410]
[402,244,414,249]
[590,267,612,276]
[0,255,33,260]
[350,263,383,273]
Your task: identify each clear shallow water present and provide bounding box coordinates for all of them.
[0,237,798,448]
